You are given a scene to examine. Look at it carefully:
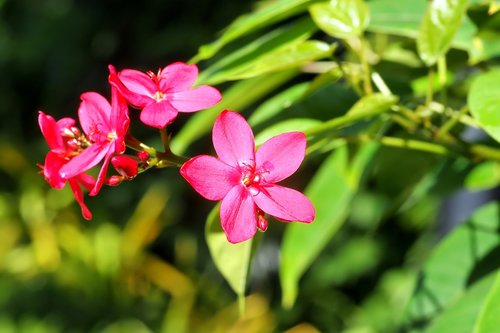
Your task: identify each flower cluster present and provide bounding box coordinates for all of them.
[38,61,314,243]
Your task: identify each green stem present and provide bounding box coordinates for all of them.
[437,56,447,104]
[359,37,373,95]
[125,133,157,155]
[435,105,469,139]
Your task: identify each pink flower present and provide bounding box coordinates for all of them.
[180,110,315,243]
[59,78,130,196]
[38,111,95,220]
[108,62,221,128]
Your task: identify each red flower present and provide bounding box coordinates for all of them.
[59,81,129,196]
[180,111,315,243]
[38,111,95,220]
[109,62,221,128]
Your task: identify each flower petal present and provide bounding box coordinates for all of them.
[180,155,240,200]
[220,185,257,243]
[109,65,154,108]
[79,92,112,135]
[159,62,198,92]
[169,86,222,112]
[139,100,178,128]
[256,132,306,183]
[89,145,114,196]
[43,151,67,189]
[59,143,109,179]
[212,110,255,167]
[38,111,63,149]
[68,178,92,220]
[118,68,156,97]
[253,184,315,223]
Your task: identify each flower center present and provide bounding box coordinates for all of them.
[153,91,164,101]
[240,163,271,196]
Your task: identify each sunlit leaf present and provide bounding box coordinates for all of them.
[222,40,332,81]
[346,93,398,116]
[198,17,317,85]
[192,0,320,62]
[205,204,253,306]
[309,0,370,39]
[465,161,500,191]
[417,0,470,66]
[473,270,500,333]
[249,82,310,127]
[404,202,500,329]
[254,118,322,146]
[426,273,496,333]
[280,143,378,307]
[469,69,500,144]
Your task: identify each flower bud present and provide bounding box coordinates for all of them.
[105,175,123,186]
[111,155,138,179]
[137,151,150,162]
[257,214,268,232]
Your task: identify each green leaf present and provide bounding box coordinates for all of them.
[198,17,317,85]
[170,70,297,155]
[346,93,398,116]
[469,69,500,144]
[254,118,322,146]
[192,0,319,62]
[280,142,378,307]
[222,40,332,81]
[473,271,500,333]
[404,202,500,328]
[426,273,496,333]
[368,0,427,38]
[417,0,470,66]
[249,82,310,127]
[309,0,370,39]
[205,204,253,306]
[465,161,500,191]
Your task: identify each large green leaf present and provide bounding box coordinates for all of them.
[198,17,317,85]
[309,0,370,39]
[280,142,378,307]
[469,69,500,144]
[205,204,253,306]
[417,0,470,66]
[473,271,500,333]
[404,202,500,329]
[249,82,310,127]
[426,273,496,333]
[170,70,297,155]
[192,0,319,62]
[221,40,332,81]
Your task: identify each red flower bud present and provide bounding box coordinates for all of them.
[105,175,123,186]
[111,155,138,179]
[257,213,268,232]
[137,151,150,162]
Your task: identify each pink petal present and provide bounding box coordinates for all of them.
[77,173,96,192]
[79,92,112,136]
[169,86,222,112]
[38,112,63,149]
[89,145,114,196]
[56,117,76,130]
[139,100,178,129]
[180,155,240,200]
[59,143,110,179]
[212,110,255,167]
[118,68,157,98]
[256,132,306,183]
[253,184,315,223]
[159,62,198,92]
[109,65,154,108]
[68,178,92,220]
[110,84,130,151]
[220,185,258,243]
[43,151,67,189]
